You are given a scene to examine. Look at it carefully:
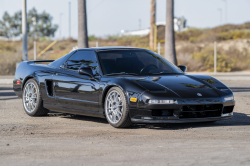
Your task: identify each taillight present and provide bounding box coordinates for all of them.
[17,80,21,84]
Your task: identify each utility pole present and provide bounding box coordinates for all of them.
[218,8,222,25]
[22,0,28,61]
[32,9,37,61]
[165,0,177,65]
[32,9,37,40]
[59,13,63,40]
[139,19,141,30]
[214,41,217,73]
[34,41,36,60]
[223,0,227,23]
[78,0,89,48]
[149,0,156,50]
[69,1,71,38]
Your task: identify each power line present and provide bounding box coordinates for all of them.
[222,0,227,23]
[88,0,106,14]
[218,8,222,26]
[59,13,63,39]
[69,1,71,38]
[61,0,106,39]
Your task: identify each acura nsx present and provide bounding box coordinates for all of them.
[13,47,235,128]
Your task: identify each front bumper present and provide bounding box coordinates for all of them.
[131,112,233,123]
[129,98,235,124]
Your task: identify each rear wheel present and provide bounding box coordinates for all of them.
[105,87,133,128]
[22,79,49,116]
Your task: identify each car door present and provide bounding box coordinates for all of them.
[52,50,101,112]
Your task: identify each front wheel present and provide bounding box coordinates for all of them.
[105,87,133,128]
[22,79,49,116]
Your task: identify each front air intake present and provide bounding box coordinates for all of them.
[223,106,234,114]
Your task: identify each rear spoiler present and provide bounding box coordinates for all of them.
[27,60,54,64]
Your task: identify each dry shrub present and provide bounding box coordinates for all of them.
[192,47,233,72]
[177,53,205,71]
[0,40,22,75]
[176,44,206,71]
[217,30,250,41]
[224,47,250,71]
[176,40,250,72]
[173,22,250,43]
[175,28,203,42]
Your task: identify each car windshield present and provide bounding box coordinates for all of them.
[97,50,182,75]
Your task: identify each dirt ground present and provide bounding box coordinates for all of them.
[0,80,250,166]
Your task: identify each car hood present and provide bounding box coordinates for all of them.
[124,74,221,98]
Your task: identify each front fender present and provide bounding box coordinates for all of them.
[100,77,147,108]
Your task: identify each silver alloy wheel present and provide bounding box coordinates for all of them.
[106,90,123,124]
[23,82,38,113]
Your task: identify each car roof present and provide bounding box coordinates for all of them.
[77,47,145,52]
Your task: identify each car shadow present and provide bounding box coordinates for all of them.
[0,97,19,100]
[48,111,250,129]
[48,112,108,124]
[0,87,13,91]
[130,112,250,130]
[229,87,250,92]
[0,90,19,100]
[0,92,17,97]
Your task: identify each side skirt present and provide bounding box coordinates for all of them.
[43,99,105,118]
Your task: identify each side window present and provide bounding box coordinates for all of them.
[66,51,99,75]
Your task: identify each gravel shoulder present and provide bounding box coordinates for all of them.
[0,81,250,166]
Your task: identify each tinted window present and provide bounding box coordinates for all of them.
[97,50,182,75]
[66,51,99,75]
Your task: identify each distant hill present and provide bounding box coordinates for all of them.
[1,22,250,75]
[155,22,250,43]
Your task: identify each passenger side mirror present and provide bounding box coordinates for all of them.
[178,65,187,72]
[78,67,94,79]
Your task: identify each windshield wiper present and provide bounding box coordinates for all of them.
[105,72,139,76]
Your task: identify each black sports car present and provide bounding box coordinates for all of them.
[13,47,235,128]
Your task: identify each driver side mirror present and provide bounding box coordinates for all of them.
[178,65,187,72]
[78,66,94,79]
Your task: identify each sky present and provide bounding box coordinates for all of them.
[1,0,250,39]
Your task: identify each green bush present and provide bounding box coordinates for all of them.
[88,35,97,42]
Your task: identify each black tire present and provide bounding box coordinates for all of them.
[104,87,133,128]
[22,78,49,116]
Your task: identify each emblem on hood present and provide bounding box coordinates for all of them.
[197,93,202,96]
